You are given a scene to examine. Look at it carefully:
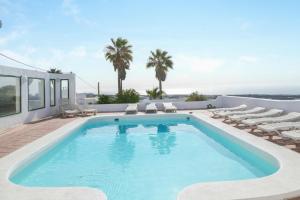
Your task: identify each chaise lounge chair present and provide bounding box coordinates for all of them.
[211,104,247,117]
[146,103,157,113]
[125,104,138,114]
[242,112,300,131]
[162,102,177,113]
[61,104,81,118]
[79,105,97,116]
[219,107,266,121]
[228,109,284,124]
[281,130,300,141]
[257,121,300,133]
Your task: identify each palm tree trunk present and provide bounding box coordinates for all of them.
[120,78,123,92]
[159,80,162,99]
[117,70,121,94]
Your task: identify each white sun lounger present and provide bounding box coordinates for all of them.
[219,107,266,118]
[211,104,247,112]
[146,103,157,113]
[81,108,97,116]
[257,121,300,133]
[163,103,177,113]
[281,130,300,140]
[125,104,138,114]
[229,109,284,122]
[61,104,81,117]
[242,112,300,131]
[77,105,97,116]
[212,104,247,117]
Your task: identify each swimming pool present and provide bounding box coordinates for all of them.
[10,114,278,200]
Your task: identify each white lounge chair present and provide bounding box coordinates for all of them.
[79,105,97,116]
[146,103,157,113]
[61,104,81,118]
[219,107,266,119]
[229,109,284,123]
[212,104,247,117]
[163,103,177,113]
[125,104,138,114]
[211,104,247,112]
[242,112,300,131]
[281,130,300,141]
[243,112,300,126]
[257,121,300,133]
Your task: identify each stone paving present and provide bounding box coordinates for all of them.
[0,117,75,158]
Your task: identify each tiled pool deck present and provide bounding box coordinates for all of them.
[0,117,76,158]
[1,111,300,200]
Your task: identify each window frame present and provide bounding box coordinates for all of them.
[0,74,22,117]
[28,77,46,111]
[50,79,56,107]
[60,79,69,100]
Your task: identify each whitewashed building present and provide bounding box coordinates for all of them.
[0,65,76,129]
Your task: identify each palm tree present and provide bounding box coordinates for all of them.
[146,49,173,99]
[146,87,164,100]
[47,68,62,74]
[105,37,133,94]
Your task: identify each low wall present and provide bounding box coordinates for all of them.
[82,96,300,113]
[83,99,220,112]
[84,104,128,112]
[218,96,300,112]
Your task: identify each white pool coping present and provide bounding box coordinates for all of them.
[1,112,300,200]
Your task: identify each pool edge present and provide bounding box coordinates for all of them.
[0,112,300,200]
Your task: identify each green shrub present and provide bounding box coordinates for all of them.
[115,89,140,103]
[186,92,208,102]
[146,87,165,100]
[97,95,113,104]
[206,104,216,109]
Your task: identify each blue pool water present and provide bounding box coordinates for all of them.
[11,115,278,200]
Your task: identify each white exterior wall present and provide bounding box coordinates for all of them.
[138,99,220,111]
[81,96,300,113]
[217,95,300,112]
[0,65,76,129]
[82,99,220,112]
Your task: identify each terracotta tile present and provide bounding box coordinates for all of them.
[0,117,75,158]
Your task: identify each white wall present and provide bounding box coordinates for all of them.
[218,96,300,113]
[80,96,300,113]
[0,65,76,129]
[82,99,220,112]
[139,99,220,111]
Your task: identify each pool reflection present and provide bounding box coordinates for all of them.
[149,124,177,155]
[108,125,136,167]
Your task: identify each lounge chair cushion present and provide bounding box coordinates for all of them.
[282,130,300,140]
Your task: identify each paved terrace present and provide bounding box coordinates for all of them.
[0,117,75,158]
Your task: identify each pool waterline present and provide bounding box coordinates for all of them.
[10,114,279,200]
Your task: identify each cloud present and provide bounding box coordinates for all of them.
[239,56,258,63]
[174,54,224,73]
[62,0,95,26]
[0,29,26,45]
[69,46,87,58]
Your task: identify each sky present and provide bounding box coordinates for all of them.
[0,0,300,95]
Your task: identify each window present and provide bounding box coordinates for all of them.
[61,79,69,100]
[28,78,45,111]
[50,79,56,106]
[0,75,21,117]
